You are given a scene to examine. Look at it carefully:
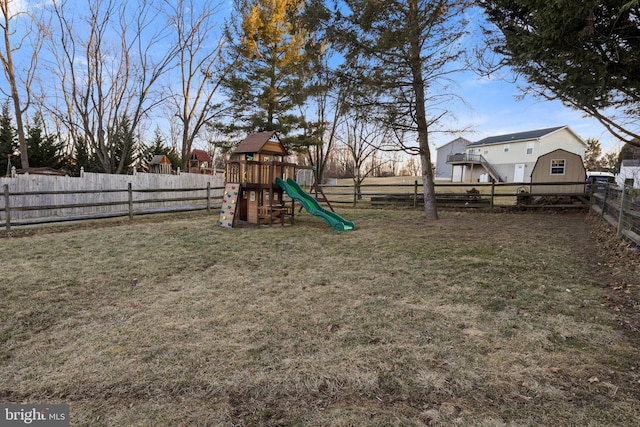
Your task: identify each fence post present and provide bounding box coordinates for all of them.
[3,184,10,231]
[128,183,133,220]
[490,181,495,210]
[413,180,418,209]
[600,184,608,218]
[617,186,630,238]
[206,182,211,213]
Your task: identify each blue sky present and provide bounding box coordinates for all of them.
[3,0,621,161]
[433,70,619,155]
[426,4,622,157]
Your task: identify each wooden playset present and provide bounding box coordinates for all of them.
[219,131,299,227]
[219,131,355,231]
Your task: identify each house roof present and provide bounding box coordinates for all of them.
[234,131,288,155]
[436,137,471,150]
[190,149,211,162]
[622,159,640,167]
[468,126,567,147]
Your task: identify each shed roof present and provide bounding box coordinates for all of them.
[234,131,288,155]
[468,126,566,147]
[150,154,170,165]
[621,159,640,167]
[536,147,583,159]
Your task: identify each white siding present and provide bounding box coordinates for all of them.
[466,127,586,183]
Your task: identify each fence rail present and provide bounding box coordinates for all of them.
[318,181,591,209]
[1,172,225,230]
[590,184,640,246]
[4,177,637,246]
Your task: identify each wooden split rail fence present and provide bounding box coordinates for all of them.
[1,172,225,230]
[590,184,640,247]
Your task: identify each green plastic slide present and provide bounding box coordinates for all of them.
[276,178,355,231]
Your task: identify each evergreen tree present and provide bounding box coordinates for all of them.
[111,118,137,174]
[73,136,92,175]
[0,101,17,176]
[141,129,181,171]
[220,0,322,151]
[618,142,640,170]
[26,115,69,169]
[479,0,640,146]
[327,0,472,220]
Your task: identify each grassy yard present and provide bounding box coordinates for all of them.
[1,209,639,426]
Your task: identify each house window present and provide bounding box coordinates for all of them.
[503,144,510,152]
[526,142,534,155]
[550,159,566,175]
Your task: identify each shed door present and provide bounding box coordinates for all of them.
[514,163,525,182]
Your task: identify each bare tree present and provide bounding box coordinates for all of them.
[329,0,472,220]
[0,0,46,169]
[402,156,421,177]
[337,108,388,204]
[163,0,229,171]
[48,0,178,174]
[304,66,345,185]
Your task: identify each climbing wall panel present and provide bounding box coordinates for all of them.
[218,184,240,228]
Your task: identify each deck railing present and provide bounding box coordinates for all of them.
[446,153,484,163]
[225,160,298,185]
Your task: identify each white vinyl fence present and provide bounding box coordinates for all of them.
[1,172,225,229]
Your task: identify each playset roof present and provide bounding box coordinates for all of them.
[234,131,288,155]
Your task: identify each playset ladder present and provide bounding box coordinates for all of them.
[297,170,335,213]
[218,183,240,228]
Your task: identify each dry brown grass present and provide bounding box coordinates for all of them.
[1,209,639,426]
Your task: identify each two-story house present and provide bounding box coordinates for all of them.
[447,126,586,183]
[435,137,471,180]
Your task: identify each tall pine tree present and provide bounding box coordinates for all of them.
[327,0,472,220]
[220,0,321,151]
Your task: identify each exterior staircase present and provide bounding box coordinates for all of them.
[446,153,504,182]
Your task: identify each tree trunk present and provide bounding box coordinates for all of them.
[409,0,437,220]
[2,14,29,169]
[10,93,28,170]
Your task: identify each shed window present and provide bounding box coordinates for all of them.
[550,159,566,175]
